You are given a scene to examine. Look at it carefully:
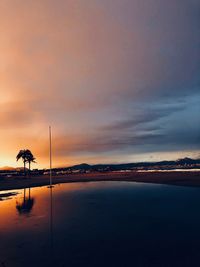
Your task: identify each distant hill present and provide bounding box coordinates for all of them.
[62,157,200,172]
[0,166,26,171]
[176,157,199,164]
[0,166,16,171]
[1,157,200,174]
[68,163,91,170]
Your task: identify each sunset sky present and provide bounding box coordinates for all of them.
[0,0,199,168]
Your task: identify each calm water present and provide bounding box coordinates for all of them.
[1,181,200,267]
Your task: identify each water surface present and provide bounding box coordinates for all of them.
[1,181,200,267]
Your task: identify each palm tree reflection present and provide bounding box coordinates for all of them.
[16,188,35,215]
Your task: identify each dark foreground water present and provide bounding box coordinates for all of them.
[1,181,200,267]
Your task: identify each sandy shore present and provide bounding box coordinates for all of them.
[0,171,200,191]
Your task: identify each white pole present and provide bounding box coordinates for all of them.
[49,126,52,187]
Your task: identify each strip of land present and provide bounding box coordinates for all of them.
[0,171,200,191]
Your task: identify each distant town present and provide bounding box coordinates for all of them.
[0,157,199,178]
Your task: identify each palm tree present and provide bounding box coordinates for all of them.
[16,149,36,176]
[25,150,36,173]
[16,149,28,175]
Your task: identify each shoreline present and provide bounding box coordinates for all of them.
[0,171,200,191]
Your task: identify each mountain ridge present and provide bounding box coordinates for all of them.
[64,157,200,171]
[1,157,199,172]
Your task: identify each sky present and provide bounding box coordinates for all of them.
[0,0,200,168]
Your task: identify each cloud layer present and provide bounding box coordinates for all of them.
[0,0,199,167]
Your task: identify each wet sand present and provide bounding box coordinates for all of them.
[0,171,200,191]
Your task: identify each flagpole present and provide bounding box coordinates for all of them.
[49,126,52,187]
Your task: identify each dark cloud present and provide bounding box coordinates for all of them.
[48,131,164,156]
[102,103,185,131]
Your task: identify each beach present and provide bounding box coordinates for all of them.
[0,171,200,191]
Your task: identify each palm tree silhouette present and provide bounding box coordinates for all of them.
[26,150,36,173]
[16,149,36,176]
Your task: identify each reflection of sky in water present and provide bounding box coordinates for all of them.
[1,181,200,267]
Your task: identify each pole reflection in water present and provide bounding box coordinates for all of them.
[49,185,54,265]
[16,187,35,215]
